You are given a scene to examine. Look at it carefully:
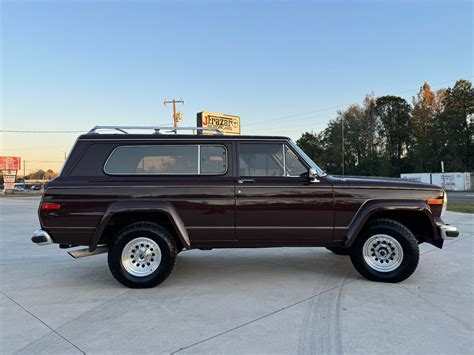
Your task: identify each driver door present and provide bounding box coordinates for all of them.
[235,142,334,244]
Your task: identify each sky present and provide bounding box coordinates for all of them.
[1,0,473,172]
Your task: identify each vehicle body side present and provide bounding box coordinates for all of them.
[38,135,446,251]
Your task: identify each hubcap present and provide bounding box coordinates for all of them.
[362,234,403,272]
[121,237,161,277]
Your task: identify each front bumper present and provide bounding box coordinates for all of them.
[31,229,53,245]
[436,221,459,240]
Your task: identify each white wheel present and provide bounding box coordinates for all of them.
[121,237,162,277]
[362,234,404,272]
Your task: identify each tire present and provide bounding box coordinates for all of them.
[108,222,177,288]
[326,246,350,255]
[349,219,419,283]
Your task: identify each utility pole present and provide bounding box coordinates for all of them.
[341,115,345,177]
[164,99,184,132]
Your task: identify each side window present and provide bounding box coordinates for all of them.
[285,145,307,177]
[239,144,284,177]
[104,145,227,175]
[200,146,227,174]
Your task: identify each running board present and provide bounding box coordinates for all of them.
[68,245,108,259]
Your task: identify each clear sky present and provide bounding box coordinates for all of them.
[1,0,472,172]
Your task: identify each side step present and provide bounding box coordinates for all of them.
[68,245,108,259]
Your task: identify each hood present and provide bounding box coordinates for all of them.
[327,175,442,191]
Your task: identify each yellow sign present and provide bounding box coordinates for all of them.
[197,112,240,135]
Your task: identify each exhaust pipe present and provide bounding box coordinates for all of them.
[68,245,108,259]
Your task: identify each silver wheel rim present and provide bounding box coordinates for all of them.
[363,234,403,272]
[121,237,161,277]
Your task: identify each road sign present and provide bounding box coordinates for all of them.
[197,112,240,135]
[0,156,21,170]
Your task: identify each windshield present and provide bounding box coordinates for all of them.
[289,140,326,176]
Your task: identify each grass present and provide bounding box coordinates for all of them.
[447,201,474,214]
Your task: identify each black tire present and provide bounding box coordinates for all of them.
[350,219,419,283]
[108,222,177,288]
[326,246,350,255]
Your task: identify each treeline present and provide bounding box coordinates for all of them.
[297,79,474,177]
[25,169,57,180]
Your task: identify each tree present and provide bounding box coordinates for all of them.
[436,79,474,171]
[410,83,445,171]
[296,132,327,170]
[296,79,472,177]
[373,96,411,176]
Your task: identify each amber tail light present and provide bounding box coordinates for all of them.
[41,202,61,210]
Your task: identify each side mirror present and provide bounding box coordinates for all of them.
[309,168,320,182]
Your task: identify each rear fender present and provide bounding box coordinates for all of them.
[89,201,191,251]
[344,199,436,248]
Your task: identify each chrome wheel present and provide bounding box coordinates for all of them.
[362,234,403,272]
[121,237,161,277]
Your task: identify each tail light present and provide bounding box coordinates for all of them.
[41,202,61,210]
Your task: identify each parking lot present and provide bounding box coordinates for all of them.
[0,196,473,354]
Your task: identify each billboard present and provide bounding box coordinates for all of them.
[0,156,21,170]
[197,112,240,135]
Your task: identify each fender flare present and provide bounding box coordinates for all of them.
[89,201,191,251]
[344,199,436,248]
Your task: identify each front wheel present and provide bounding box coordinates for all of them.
[108,222,177,288]
[350,219,419,283]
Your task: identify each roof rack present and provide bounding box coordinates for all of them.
[87,126,224,135]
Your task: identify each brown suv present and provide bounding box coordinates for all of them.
[32,126,458,288]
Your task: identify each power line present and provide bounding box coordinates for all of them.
[1,76,471,135]
[242,76,473,129]
[0,145,70,151]
[0,130,85,133]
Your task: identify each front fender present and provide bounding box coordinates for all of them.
[89,201,191,251]
[344,199,435,248]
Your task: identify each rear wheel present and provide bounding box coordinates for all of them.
[326,246,350,255]
[108,222,177,288]
[350,219,419,283]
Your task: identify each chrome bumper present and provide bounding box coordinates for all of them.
[436,222,459,240]
[31,229,53,245]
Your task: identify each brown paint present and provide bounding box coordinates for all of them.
[38,134,446,250]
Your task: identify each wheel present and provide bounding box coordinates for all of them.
[108,222,177,288]
[349,219,419,283]
[326,246,350,255]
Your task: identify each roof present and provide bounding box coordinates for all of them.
[77,134,291,141]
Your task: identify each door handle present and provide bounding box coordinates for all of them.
[238,179,255,184]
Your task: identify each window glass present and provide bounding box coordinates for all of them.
[285,145,307,177]
[200,146,227,174]
[239,144,284,177]
[105,145,227,175]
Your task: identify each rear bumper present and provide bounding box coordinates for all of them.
[31,229,53,246]
[436,221,459,240]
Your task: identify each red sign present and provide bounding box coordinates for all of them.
[0,156,21,170]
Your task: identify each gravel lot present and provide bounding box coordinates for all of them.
[1,196,473,354]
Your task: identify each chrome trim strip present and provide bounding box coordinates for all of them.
[236,226,333,229]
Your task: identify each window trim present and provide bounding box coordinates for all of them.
[103,144,228,176]
[237,142,309,178]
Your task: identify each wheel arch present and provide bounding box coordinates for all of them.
[344,199,438,248]
[89,201,191,252]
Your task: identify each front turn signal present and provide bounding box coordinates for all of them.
[427,199,443,205]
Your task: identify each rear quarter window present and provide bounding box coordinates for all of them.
[104,145,227,175]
